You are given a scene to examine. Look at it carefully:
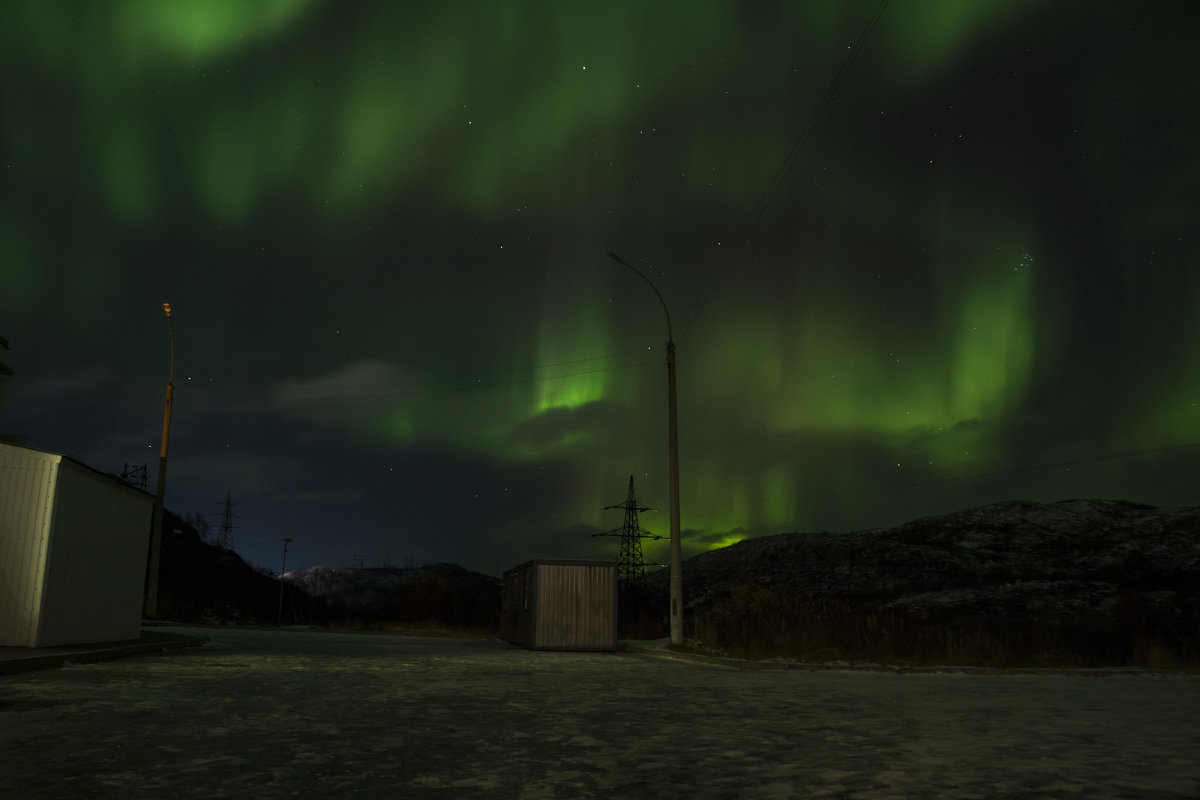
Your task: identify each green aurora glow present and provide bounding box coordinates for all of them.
[1,1,1196,573]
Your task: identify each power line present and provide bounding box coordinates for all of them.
[681,0,892,340]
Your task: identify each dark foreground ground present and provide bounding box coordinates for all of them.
[1,626,1198,799]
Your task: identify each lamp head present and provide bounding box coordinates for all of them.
[162,303,172,318]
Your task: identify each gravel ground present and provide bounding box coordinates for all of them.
[1,626,1198,799]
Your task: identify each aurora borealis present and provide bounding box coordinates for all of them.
[2,2,1196,576]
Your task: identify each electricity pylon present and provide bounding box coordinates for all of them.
[217,490,238,550]
[594,475,663,633]
[120,463,148,491]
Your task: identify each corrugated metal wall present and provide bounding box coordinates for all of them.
[0,444,59,646]
[500,564,538,648]
[0,443,153,647]
[533,562,616,651]
[501,560,617,651]
[36,460,151,646]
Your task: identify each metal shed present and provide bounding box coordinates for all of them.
[0,442,154,647]
[501,559,618,651]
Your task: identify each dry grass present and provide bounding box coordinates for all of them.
[690,582,1200,669]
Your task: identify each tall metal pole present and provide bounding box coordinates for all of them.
[278,537,294,626]
[143,303,175,618]
[665,337,682,644]
[608,252,683,645]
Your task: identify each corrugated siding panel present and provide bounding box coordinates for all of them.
[0,445,59,647]
[500,565,538,648]
[36,460,152,647]
[534,563,616,650]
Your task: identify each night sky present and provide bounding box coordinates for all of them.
[2,2,1197,578]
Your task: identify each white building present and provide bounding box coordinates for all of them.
[0,442,154,647]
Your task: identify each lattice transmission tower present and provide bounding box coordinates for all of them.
[217,490,238,550]
[120,463,148,491]
[594,475,663,631]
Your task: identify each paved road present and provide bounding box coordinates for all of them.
[1,627,1197,799]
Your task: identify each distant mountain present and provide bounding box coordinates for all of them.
[644,499,1200,665]
[156,510,501,631]
[287,563,501,630]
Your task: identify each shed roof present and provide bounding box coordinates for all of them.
[503,558,615,576]
[0,442,153,501]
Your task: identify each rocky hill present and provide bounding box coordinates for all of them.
[644,499,1200,665]
[155,510,501,630]
[156,510,291,625]
[156,498,1199,663]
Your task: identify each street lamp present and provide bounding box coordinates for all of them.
[143,302,175,618]
[278,537,294,626]
[608,252,683,645]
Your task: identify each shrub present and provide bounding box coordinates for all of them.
[692,582,1200,669]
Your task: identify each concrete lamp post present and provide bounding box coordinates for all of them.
[607,252,684,646]
[143,302,175,618]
